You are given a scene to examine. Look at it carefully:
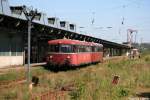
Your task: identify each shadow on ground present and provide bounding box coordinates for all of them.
[43,63,98,72]
[137,92,150,98]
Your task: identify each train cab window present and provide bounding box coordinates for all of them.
[49,45,59,52]
[60,45,72,53]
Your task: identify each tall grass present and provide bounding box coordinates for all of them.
[0,52,150,100]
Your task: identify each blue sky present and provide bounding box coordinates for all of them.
[9,0,150,43]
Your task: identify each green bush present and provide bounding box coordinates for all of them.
[3,90,18,100]
[0,71,20,81]
[69,82,86,100]
[116,87,129,98]
[145,56,150,62]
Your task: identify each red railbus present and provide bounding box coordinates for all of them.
[46,39,103,67]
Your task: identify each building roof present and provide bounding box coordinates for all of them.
[0,4,130,49]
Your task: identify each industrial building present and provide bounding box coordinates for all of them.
[0,0,130,68]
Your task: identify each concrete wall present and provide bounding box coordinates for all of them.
[0,56,23,68]
[0,32,24,68]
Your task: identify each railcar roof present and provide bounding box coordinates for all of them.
[48,39,103,47]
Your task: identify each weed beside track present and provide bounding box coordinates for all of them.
[0,54,150,100]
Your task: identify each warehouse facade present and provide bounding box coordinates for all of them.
[0,0,130,68]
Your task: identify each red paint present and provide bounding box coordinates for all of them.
[46,39,103,67]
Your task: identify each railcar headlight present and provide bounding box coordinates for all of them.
[67,56,70,59]
[50,56,53,59]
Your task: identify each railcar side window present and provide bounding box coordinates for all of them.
[72,45,78,52]
[86,46,92,52]
[60,45,72,53]
[92,46,96,52]
[98,47,103,52]
[79,45,86,52]
[92,46,103,52]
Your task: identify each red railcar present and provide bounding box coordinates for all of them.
[46,39,103,67]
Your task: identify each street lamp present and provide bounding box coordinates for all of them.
[22,5,41,84]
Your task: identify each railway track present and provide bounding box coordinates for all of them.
[0,62,46,72]
[31,83,75,100]
[0,78,26,88]
[31,89,68,100]
[0,72,52,89]
[0,56,126,71]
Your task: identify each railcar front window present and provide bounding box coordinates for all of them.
[60,45,72,53]
[49,45,59,52]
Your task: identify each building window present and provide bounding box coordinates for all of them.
[70,24,75,30]
[48,18,55,25]
[10,7,22,15]
[60,22,66,27]
[34,15,41,21]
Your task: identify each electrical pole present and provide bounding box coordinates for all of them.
[127,29,138,47]
[140,37,143,52]
[22,5,40,84]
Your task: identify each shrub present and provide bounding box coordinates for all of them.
[69,82,86,100]
[145,56,150,62]
[116,87,129,97]
[3,90,18,100]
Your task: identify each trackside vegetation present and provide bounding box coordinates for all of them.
[0,51,150,100]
